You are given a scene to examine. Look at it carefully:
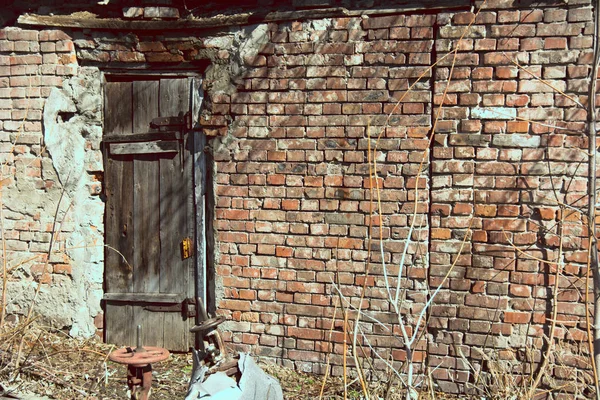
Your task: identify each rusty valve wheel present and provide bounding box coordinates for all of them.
[190,316,225,334]
[109,326,171,400]
[109,346,170,367]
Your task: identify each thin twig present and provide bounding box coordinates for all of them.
[503,52,585,108]
[529,205,565,397]
[14,184,71,372]
[586,236,600,396]
[589,0,600,392]
[318,300,338,400]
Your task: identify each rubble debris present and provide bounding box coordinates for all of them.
[186,353,283,400]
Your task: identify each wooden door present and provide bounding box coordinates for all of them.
[103,77,196,351]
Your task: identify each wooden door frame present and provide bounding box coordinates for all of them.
[101,70,210,343]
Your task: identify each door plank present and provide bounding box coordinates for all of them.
[132,80,159,134]
[133,155,160,293]
[159,78,191,350]
[158,151,181,294]
[104,131,179,143]
[186,133,200,349]
[104,157,134,293]
[105,303,134,347]
[132,80,163,347]
[160,78,189,118]
[132,306,164,347]
[104,81,134,295]
[159,78,189,295]
[132,80,161,294]
[164,312,187,350]
[104,82,132,136]
[104,81,135,347]
[191,76,205,306]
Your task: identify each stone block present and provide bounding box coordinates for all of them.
[471,107,516,120]
[122,7,143,18]
[144,7,180,19]
[492,134,540,148]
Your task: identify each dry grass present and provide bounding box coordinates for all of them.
[262,362,459,400]
[0,321,190,399]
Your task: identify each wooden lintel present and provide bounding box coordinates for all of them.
[17,8,349,30]
[17,2,467,31]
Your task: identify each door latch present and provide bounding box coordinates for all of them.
[181,237,193,260]
[143,297,196,319]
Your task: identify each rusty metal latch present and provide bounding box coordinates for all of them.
[150,115,188,130]
[150,113,192,172]
[150,113,195,131]
[143,297,196,319]
[150,113,202,133]
[181,237,193,260]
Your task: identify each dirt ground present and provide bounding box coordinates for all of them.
[0,325,363,400]
[0,325,185,399]
[0,323,468,399]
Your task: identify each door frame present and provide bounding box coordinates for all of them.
[101,70,209,347]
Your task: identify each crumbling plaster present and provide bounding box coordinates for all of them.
[6,68,104,337]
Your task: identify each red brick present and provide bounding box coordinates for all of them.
[507,121,529,133]
[430,228,450,240]
[544,37,567,50]
[267,174,285,185]
[137,42,167,52]
[145,52,184,62]
[337,238,363,249]
[39,30,72,41]
[504,311,531,324]
[510,284,532,297]
[6,29,38,41]
[362,15,405,29]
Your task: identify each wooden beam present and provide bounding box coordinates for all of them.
[17,8,349,30]
[110,140,179,155]
[103,292,184,303]
[18,1,467,31]
[103,131,179,143]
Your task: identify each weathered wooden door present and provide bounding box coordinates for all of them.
[103,76,197,351]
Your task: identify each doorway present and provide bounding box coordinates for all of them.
[102,74,205,351]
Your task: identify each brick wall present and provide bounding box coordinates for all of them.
[206,1,595,394]
[430,1,593,393]
[212,15,434,374]
[1,0,597,395]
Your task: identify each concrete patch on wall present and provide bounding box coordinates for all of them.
[43,87,85,189]
[210,23,269,154]
[4,67,105,337]
[203,23,270,101]
[231,23,270,81]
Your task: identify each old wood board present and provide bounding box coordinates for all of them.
[110,141,179,155]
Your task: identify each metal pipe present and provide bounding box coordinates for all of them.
[135,325,145,353]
